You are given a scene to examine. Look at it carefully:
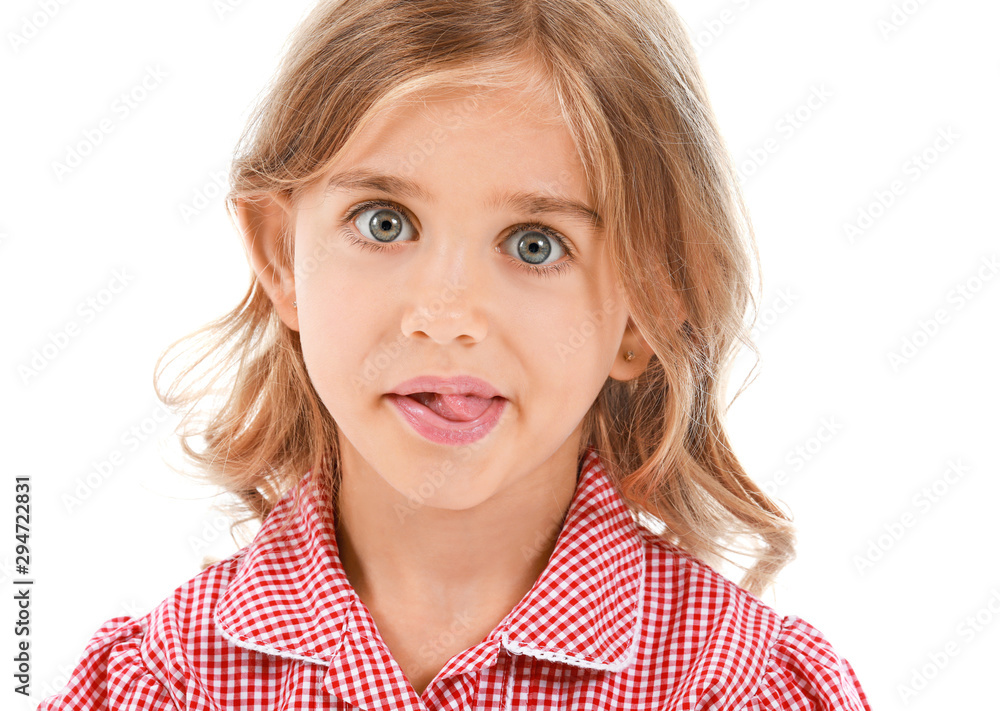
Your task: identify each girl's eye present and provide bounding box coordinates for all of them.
[341,199,576,278]
[506,227,570,273]
[348,202,418,245]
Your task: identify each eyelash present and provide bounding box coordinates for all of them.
[339,199,576,278]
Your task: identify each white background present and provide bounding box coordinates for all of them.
[2,0,998,708]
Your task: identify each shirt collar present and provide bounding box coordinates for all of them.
[215,445,645,702]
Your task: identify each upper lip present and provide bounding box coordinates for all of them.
[390,375,504,399]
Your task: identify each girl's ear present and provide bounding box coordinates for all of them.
[235,193,299,332]
[608,315,655,382]
[610,286,687,381]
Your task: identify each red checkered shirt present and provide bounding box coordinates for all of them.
[39,446,871,710]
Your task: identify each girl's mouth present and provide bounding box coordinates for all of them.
[386,392,507,445]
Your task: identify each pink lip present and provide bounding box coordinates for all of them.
[387,393,507,445]
[390,375,503,400]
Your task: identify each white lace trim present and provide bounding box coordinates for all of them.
[213,606,337,667]
[500,544,646,707]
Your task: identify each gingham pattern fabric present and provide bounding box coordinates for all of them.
[38,446,871,710]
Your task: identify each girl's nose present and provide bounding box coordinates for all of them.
[398,240,489,345]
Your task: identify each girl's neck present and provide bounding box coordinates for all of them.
[332,443,581,619]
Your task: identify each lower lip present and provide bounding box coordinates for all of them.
[387,393,507,445]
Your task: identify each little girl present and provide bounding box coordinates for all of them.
[41,0,871,708]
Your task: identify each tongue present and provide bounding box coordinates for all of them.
[412,392,494,422]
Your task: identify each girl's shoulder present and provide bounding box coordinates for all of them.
[635,529,870,709]
[36,551,249,710]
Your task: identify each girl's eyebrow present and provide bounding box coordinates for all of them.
[324,168,604,231]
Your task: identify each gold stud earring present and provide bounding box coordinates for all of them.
[293,301,297,308]
[624,350,634,361]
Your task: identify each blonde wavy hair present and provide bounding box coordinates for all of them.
[155,0,794,595]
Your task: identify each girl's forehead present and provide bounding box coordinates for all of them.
[368,82,564,135]
[317,84,588,193]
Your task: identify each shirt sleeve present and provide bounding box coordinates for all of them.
[36,615,178,711]
[747,615,871,711]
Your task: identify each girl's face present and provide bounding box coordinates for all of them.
[287,81,642,510]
